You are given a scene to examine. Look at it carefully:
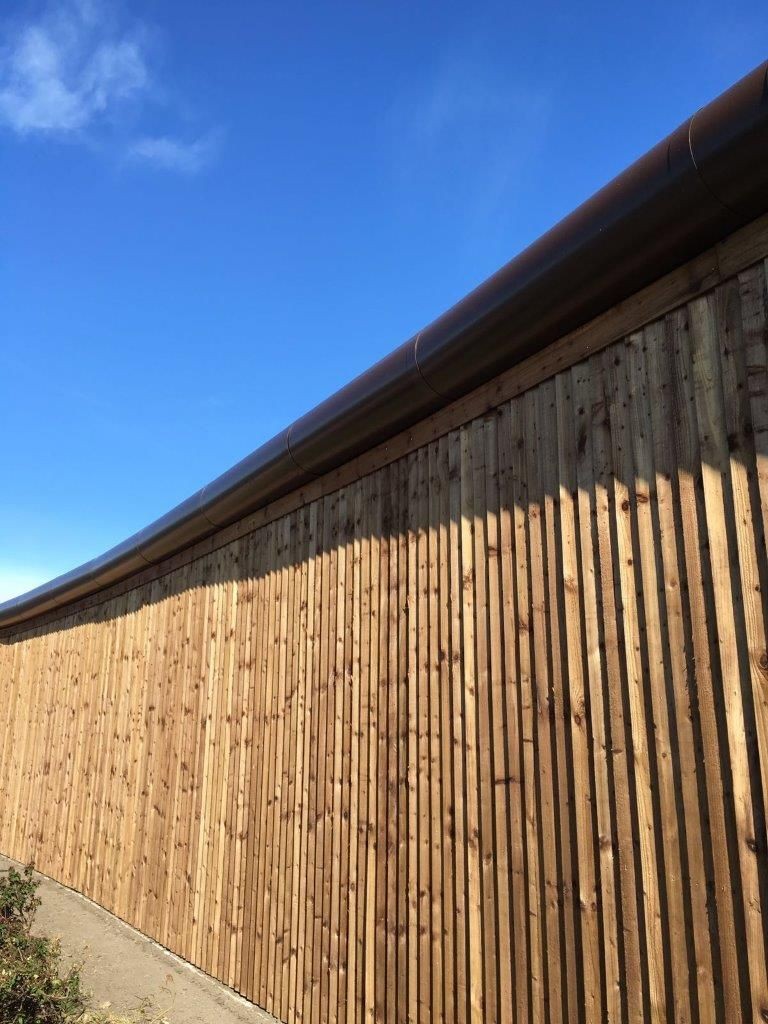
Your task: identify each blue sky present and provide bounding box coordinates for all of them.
[1,0,766,600]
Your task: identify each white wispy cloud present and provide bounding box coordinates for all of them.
[129,131,218,174]
[0,0,148,133]
[388,54,551,231]
[0,0,217,172]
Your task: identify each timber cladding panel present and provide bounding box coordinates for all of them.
[2,255,768,1023]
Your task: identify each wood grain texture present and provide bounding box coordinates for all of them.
[3,252,768,1023]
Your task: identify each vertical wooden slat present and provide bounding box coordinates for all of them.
[496,403,529,1024]
[525,384,564,1024]
[436,434,457,1024]
[238,532,269,998]
[447,429,469,1024]
[427,440,445,1024]
[254,524,280,999]
[459,425,485,1024]
[417,445,432,1024]
[570,362,621,1022]
[405,452,419,1024]
[471,418,498,1024]
[295,500,320,1022]
[537,378,579,1024]
[509,396,545,1023]
[396,457,409,1024]
[362,470,380,1024]
[604,343,668,1021]
[374,464,391,1024]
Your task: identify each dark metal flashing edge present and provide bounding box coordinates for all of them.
[2,60,767,630]
[284,426,321,479]
[412,331,452,402]
[687,111,739,221]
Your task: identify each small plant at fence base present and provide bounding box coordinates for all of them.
[0,864,85,1023]
[0,864,167,1024]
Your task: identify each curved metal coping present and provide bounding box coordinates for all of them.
[2,60,768,629]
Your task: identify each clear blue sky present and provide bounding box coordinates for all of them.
[1,0,766,600]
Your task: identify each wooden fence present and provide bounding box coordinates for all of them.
[2,230,768,1023]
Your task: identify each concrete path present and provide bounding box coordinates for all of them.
[0,855,277,1024]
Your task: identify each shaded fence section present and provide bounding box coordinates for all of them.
[3,258,768,1023]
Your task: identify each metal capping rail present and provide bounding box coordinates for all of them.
[2,60,768,629]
